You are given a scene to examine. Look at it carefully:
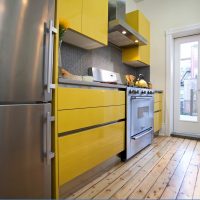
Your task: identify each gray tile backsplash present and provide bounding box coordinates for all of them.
[61,42,150,82]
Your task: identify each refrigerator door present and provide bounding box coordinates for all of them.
[0,103,53,198]
[0,0,56,103]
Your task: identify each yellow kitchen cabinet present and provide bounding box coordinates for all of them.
[122,10,150,67]
[58,0,108,48]
[154,92,163,133]
[58,121,125,186]
[58,0,82,33]
[58,87,125,110]
[82,0,108,45]
[58,105,125,133]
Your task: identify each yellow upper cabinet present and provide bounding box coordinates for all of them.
[58,0,82,33]
[122,10,150,67]
[57,0,108,48]
[82,0,108,45]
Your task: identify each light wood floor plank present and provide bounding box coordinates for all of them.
[144,139,190,200]
[112,140,182,199]
[125,139,186,200]
[67,137,200,200]
[75,137,167,199]
[160,140,197,199]
[193,167,200,199]
[93,138,176,199]
[177,141,200,199]
[68,137,161,199]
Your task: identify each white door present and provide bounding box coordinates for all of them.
[174,35,200,135]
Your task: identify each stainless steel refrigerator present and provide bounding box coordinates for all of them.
[0,0,57,198]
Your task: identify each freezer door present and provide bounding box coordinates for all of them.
[0,0,55,103]
[0,104,53,198]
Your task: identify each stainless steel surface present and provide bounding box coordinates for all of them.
[127,128,153,160]
[0,0,55,103]
[126,87,154,160]
[108,0,148,47]
[88,67,122,84]
[46,112,55,165]
[47,20,57,94]
[131,128,152,140]
[0,104,53,198]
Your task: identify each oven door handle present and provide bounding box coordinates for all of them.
[131,97,153,99]
[131,128,153,140]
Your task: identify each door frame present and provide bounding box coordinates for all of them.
[165,23,200,136]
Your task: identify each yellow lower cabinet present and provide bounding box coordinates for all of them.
[58,105,125,133]
[154,111,162,133]
[58,121,125,186]
[154,93,163,103]
[58,87,125,110]
[154,102,162,112]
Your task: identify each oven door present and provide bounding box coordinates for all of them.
[130,97,154,136]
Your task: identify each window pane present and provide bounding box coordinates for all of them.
[179,41,198,122]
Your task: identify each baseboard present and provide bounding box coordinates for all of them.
[171,132,200,140]
[159,123,168,136]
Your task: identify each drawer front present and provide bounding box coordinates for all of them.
[154,93,162,103]
[154,102,162,112]
[58,121,125,186]
[58,105,125,133]
[58,87,125,110]
[154,111,162,132]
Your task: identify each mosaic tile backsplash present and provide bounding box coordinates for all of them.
[61,42,150,82]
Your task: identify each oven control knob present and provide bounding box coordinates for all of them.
[136,90,139,94]
[129,90,132,94]
[142,90,146,94]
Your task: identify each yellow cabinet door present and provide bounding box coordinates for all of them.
[58,105,125,133]
[58,87,125,110]
[58,0,82,33]
[82,0,108,45]
[58,121,125,186]
[154,111,162,132]
[122,10,150,66]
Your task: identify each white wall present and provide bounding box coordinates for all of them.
[126,0,200,130]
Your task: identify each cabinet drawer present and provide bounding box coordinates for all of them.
[154,93,162,103]
[154,102,162,112]
[154,111,162,132]
[58,87,125,110]
[58,121,125,186]
[58,105,125,133]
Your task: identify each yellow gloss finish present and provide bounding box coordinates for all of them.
[82,0,108,45]
[58,105,125,133]
[58,0,82,33]
[52,0,59,198]
[154,93,163,103]
[154,101,162,112]
[154,111,162,132]
[122,10,150,66]
[58,87,125,110]
[58,121,125,186]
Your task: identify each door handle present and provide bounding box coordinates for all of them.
[47,20,57,94]
[46,112,55,165]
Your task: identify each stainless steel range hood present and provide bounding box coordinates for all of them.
[108,0,148,47]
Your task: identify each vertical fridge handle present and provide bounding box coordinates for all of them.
[46,112,55,165]
[47,20,57,94]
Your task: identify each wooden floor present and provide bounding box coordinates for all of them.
[67,136,200,199]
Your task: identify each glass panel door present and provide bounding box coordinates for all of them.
[174,35,200,135]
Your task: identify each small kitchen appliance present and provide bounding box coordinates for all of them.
[126,87,154,160]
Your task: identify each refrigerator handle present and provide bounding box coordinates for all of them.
[46,112,55,165]
[47,20,57,94]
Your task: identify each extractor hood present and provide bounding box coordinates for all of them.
[108,0,148,47]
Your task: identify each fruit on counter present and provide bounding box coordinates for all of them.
[60,68,72,78]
